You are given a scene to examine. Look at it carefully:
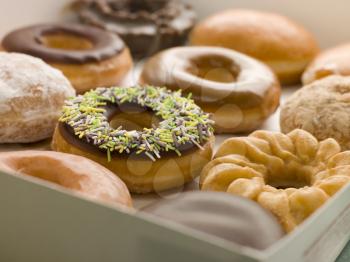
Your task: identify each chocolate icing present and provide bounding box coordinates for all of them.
[58,102,197,160]
[2,23,125,64]
[73,0,196,58]
[142,191,284,250]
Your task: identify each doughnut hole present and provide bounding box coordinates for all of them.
[4,157,82,189]
[40,32,93,50]
[186,54,240,83]
[179,55,243,130]
[265,162,313,190]
[108,103,161,131]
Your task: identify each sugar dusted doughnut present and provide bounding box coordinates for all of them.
[281,76,350,150]
[200,129,350,232]
[140,46,280,134]
[190,9,319,85]
[2,23,133,94]
[0,150,132,207]
[53,86,214,193]
[0,52,75,143]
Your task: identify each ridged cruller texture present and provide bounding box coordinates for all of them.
[200,129,350,232]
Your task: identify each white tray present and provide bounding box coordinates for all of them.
[1,1,350,261]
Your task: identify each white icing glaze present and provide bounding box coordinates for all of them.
[143,46,276,102]
[0,52,75,143]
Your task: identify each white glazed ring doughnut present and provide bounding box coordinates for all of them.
[140,46,281,134]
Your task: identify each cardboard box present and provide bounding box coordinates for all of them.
[0,1,350,261]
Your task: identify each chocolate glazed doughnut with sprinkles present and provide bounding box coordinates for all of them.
[73,0,196,58]
[52,86,215,193]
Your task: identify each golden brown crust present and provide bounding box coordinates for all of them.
[140,46,280,134]
[302,43,350,84]
[49,48,133,94]
[200,129,350,232]
[52,125,214,194]
[0,150,133,207]
[190,9,319,85]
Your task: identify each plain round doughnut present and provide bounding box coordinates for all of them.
[302,43,350,84]
[0,150,132,207]
[140,46,280,134]
[0,52,75,143]
[189,9,319,85]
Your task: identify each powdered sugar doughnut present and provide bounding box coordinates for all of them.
[280,75,350,150]
[0,52,75,143]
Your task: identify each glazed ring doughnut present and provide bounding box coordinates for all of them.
[200,129,350,232]
[52,86,215,193]
[2,23,133,94]
[140,46,280,134]
[0,150,132,207]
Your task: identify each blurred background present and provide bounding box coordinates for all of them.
[0,0,349,48]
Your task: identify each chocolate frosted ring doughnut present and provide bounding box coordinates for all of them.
[52,86,215,193]
[73,0,196,58]
[140,46,281,134]
[2,23,133,93]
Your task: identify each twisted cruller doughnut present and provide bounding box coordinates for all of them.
[200,129,350,232]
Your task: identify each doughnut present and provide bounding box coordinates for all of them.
[142,191,284,249]
[189,9,319,85]
[200,129,350,232]
[2,23,132,94]
[0,52,75,143]
[72,0,196,58]
[140,46,280,134]
[0,150,132,207]
[281,76,350,150]
[303,43,350,84]
[52,86,215,193]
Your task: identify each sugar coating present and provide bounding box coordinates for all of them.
[0,52,76,143]
[281,75,350,150]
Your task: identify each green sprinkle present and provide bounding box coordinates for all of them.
[59,86,214,161]
[107,149,111,162]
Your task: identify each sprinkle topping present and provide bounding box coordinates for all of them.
[59,86,214,161]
